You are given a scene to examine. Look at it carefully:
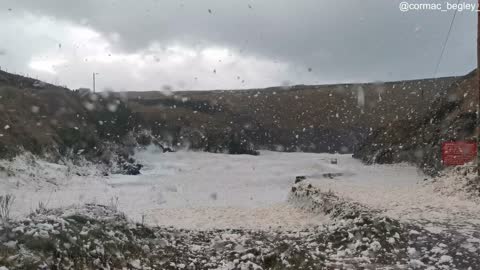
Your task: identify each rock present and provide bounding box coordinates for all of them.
[32,81,46,89]
[408,259,426,269]
[163,146,174,153]
[2,240,17,249]
[295,176,306,183]
[37,230,49,238]
[129,259,142,269]
[118,157,143,175]
[122,163,143,175]
[369,241,381,252]
[36,223,53,231]
[158,239,168,248]
[438,255,453,264]
[322,173,343,179]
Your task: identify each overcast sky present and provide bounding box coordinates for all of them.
[0,0,476,91]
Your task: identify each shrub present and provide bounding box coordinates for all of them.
[227,134,259,156]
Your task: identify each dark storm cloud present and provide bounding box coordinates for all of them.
[0,0,477,89]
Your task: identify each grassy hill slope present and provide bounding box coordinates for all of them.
[124,76,460,153]
[0,70,139,162]
[353,70,478,175]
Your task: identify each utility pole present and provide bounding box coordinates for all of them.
[477,0,480,177]
[93,72,99,93]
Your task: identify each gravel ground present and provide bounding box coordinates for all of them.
[1,182,479,269]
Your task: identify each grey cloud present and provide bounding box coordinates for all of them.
[1,0,477,88]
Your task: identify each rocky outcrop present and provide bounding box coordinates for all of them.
[353,70,478,175]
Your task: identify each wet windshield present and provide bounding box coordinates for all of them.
[0,1,479,269]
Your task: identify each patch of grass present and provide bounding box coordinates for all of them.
[0,194,14,222]
[65,214,94,225]
[22,236,57,253]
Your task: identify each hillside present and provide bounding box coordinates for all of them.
[353,70,478,175]
[0,68,475,176]
[124,75,460,153]
[0,70,139,164]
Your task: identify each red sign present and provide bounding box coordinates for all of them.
[442,141,477,166]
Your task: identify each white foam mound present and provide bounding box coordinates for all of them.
[425,164,479,201]
[2,149,477,232]
[0,152,104,188]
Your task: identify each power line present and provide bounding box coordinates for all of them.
[433,0,460,78]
